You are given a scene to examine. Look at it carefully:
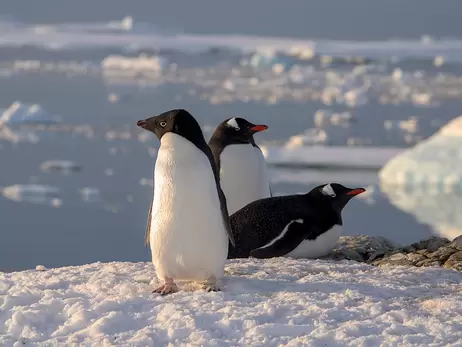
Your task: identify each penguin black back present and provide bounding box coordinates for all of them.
[228,183,365,259]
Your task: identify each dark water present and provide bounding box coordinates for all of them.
[1,2,462,271]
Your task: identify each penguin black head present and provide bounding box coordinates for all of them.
[210,117,268,146]
[309,183,365,211]
[136,108,206,145]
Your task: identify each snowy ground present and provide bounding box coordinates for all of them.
[1,259,462,346]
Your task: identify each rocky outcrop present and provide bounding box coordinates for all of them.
[324,235,462,272]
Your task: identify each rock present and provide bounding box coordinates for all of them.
[410,236,450,252]
[443,251,462,271]
[325,235,399,263]
[317,234,462,272]
[448,235,462,251]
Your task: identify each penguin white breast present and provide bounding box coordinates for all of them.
[285,225,343,259]
[150,133,228,281]
[220,144,271,215]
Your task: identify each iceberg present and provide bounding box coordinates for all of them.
[379,116,462,192]
[0,102,60,126]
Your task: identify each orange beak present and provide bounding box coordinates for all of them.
[346,188,366,196]
[250,125,268,132]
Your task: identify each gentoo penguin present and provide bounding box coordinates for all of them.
[208,117,271,215]
[136,109,235,295]
[228,183,365,259]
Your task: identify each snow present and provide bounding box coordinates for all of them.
[0,102,59,126]
[379,116,462,191]
[1,259,461,346]
[261,144,402,170]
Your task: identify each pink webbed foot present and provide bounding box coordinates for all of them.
[153,277,178,295]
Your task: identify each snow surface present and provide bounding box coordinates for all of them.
[261,144,402,170]
[1,259,461,346]
[379,116,462,191]
[3,17,462,63]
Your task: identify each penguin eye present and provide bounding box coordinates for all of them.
[159,121,167,128]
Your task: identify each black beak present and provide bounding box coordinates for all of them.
[136,119,148,128]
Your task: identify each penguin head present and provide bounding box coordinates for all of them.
[211,117,268,145]
[310,183,365,211]
[137,109,206,144]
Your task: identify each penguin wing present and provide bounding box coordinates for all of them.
[249,218,317,259]
[144,198,153,248]
[217,184,236,247]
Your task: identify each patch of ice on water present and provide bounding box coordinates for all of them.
[0,260,461,346]
[79,187,101,203]
[284,128,328,148]
[1,184,61,206]
[40,160,82,173]
[0,102,60,126]
[102,54,168,77]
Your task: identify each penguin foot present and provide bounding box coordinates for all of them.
[202,277,221,292]
[153,278,178,295]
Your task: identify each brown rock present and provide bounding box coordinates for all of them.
[411,237,450,252]
[416,258,442,267]
[406,253,427,264]
[427,247,458,262]
[443,251,462,271]
[448,235,462,251]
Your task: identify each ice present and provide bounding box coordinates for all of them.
[284,128,328,148]
[39,160,82,173]
[381,184,462,241]
[0,102,60,126]
[35,265,47,272]
[3,17,462,63]
[261,137,402,169]
[0,127,39,144]
[79,187,101,203]
[379,116,462,191]
[0,259,461,346]
[102,54,168,77]
[1,184,61,206]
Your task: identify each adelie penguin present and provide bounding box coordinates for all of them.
[137,109,235,295]
[208,117,272,215]
[228,183,365,259]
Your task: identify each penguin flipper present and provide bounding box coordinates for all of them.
[249,219,310,259]
[218,185,236,247]
[144,198,153,248]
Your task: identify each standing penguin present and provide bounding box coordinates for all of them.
[228,183,365,259]
[137,109,235,295]
[208,117,271,215]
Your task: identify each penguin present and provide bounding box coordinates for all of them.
[136,109,235,295]
[208,117,271,215]
[228,183,365,259]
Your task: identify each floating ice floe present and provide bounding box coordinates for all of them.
[1,184,61,206]
[40,160,82,173]
[79,187,101,203]
[285,128,328,148]
[101,54,168,77]
[379,115,462,191]
[0,101,60,127]
[0,127,40,144]
[314,109,354,127]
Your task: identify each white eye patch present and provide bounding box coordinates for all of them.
[321,184,336,197]
[226,117,240,130]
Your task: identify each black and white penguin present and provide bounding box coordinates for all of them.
[208,117,271,215]
[137,109,235,295]
[228,183,365,259]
